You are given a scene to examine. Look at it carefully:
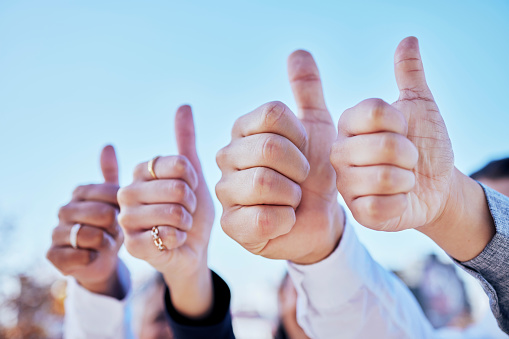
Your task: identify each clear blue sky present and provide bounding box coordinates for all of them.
[1,0,508,306]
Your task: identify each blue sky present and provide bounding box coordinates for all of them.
[1,0,508,308]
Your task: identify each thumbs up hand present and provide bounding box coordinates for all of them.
[118,105,215,318]
[47,145,124,298]
[331,37,493,260]
[216,51,344,265]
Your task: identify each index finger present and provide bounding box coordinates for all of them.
[338,98,408,138]
[133,155,199,189]
[232,101,308,152]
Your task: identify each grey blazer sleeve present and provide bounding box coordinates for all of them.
[455,183,509,334]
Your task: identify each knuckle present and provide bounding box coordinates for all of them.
[51,228,59,242]
[261,135,282,163]
[364,197,382,219]
[57,204,70,220]
[378,166,395,189]
[215,146,229,169]
[173,155,189,175]
[168,205,185,224]
[254,208,273,239]
[46,248,55,263]
[133,162,146,179]
[117,210,129,228]
[98,205,116,226]
[215,179,226,201]
[366,98,387,122]
[72,185,86,199]
[261,101,287,129]
[170,180,187,201]
[252,167,274,193]
[90,229,105,247]
[380,134,398,158]
[116,186,132,205]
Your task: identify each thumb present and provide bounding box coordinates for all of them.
[394,37,434,101]
[175,105,202,174]
[287,50,332,123]
[100,145,119,185]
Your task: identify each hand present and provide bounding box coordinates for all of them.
[330,37,494,260]
[216,51,344,265]
[47,145,124,298]
[118,105,214,318]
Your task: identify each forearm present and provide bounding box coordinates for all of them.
[163,260,213,319]
[419,168,495,262]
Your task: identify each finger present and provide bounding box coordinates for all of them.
[220,205,296,253]
[118,204,193,233]
[334,132,419,170]
[350,194,408,229]
[58,201,119,237]
[72,184,119,206]
[216,133,310,183]
[342,165,415,198]
[215,167,302,209]
[52,225,115,250]
[46,246,98,273]
[133,155,198,189]
[231,101,308,152]
[338,99,408,137]
[117,180,197,213]
[394,36,433,101]
[175,105,202,175]
[124,227,187,260]
[287,50,332,123]
[100,145,119,185]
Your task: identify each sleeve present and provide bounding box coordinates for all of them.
[164,270,235,339]
[287,218,436,339]
[63,260,133,339]
[455,183,509,334]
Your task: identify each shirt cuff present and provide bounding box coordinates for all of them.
[287,219,371,311]
[64,260,131,339]
[165,270,235,339]
[456,183,509,328]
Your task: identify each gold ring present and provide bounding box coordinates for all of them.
[151,226,165,251]
[148,156,160,180]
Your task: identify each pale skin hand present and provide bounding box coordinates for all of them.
[330,37,495,261]
[118,105,214,319]
[216,51,344,265]
[46,145,125,299]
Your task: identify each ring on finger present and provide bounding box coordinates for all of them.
[151,226,165,251]
[70,224,82,249]
[148,156,160,180]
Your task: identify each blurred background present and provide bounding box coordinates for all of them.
[1,0,508,338]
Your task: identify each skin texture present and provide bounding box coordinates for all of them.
[118,105,215,319]
[216,50,344,265]
[46,145,125,299]
[330,37,495,262]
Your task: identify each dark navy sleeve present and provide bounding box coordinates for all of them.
[165,270,235,339]
[455,183,509,334]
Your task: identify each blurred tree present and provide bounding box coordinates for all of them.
[0,213,65,339]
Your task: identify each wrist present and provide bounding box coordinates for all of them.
[162,258,213,319]
[79,260,126,299]
[292,202,344,265]
[418,168,495,261]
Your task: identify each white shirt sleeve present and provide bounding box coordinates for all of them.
[63,260,133,339]
[287,219,435,339]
